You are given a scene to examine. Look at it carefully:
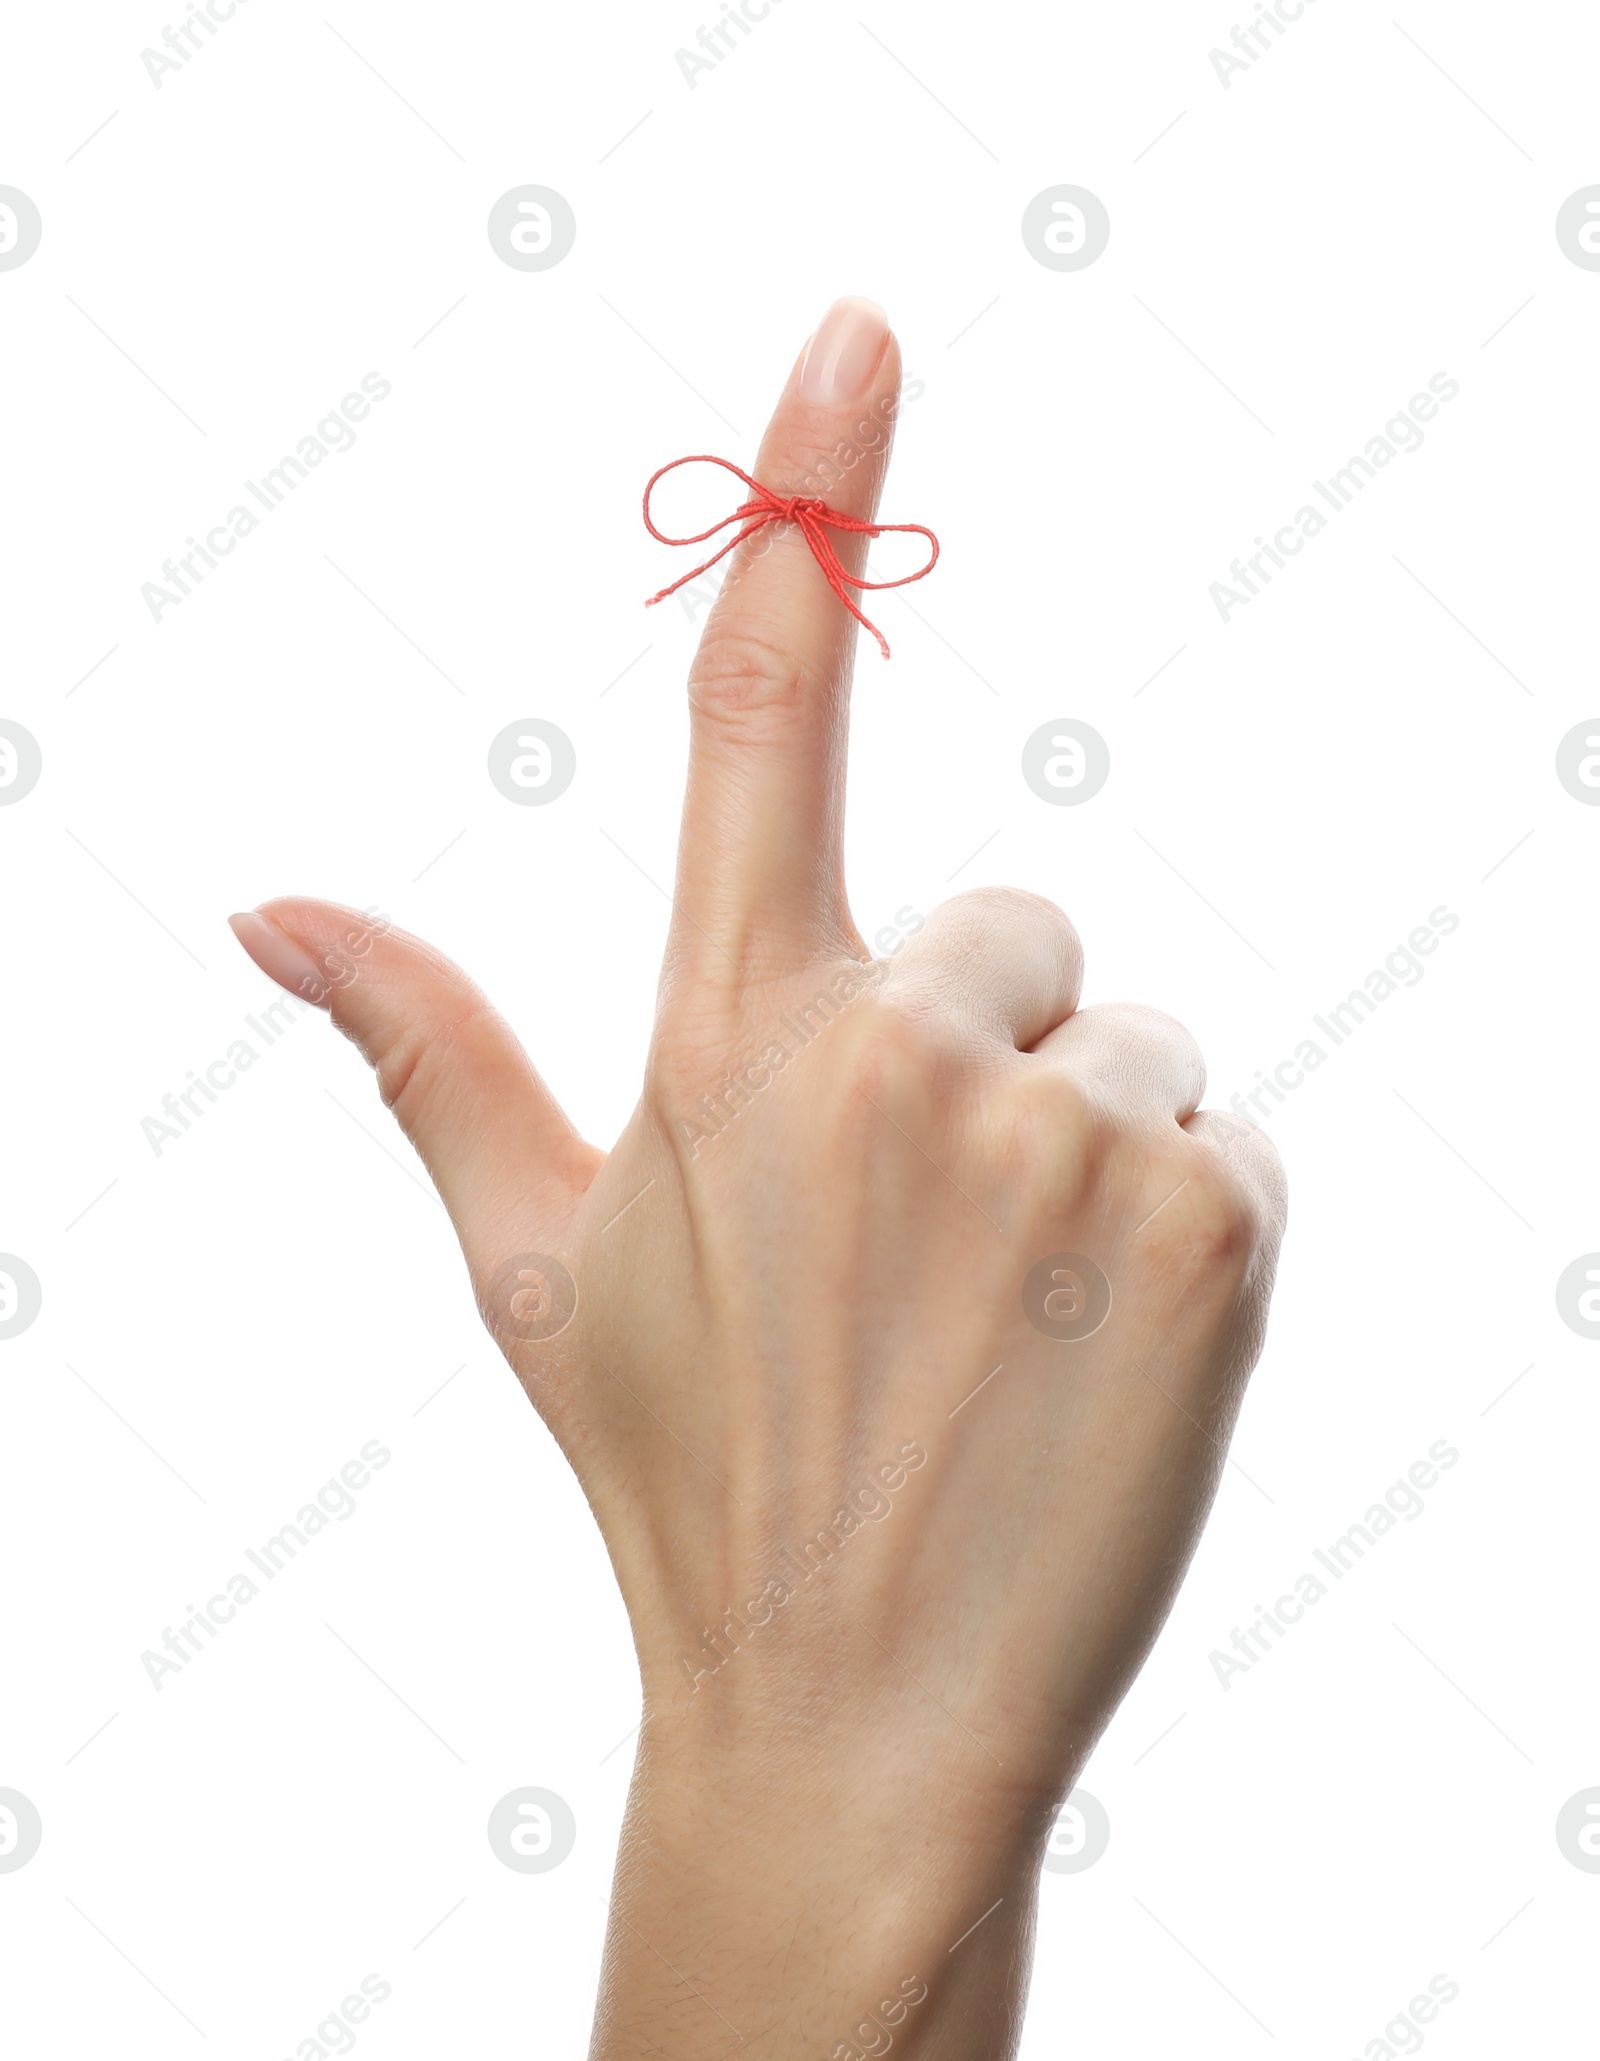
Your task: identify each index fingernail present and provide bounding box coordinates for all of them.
[799,296,889,405]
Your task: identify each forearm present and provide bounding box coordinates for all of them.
[589,1723,1045,2059]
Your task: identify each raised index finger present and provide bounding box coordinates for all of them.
[662,298,913,981]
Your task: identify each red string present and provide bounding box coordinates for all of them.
[642,454,939,661]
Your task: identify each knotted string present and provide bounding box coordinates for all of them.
[642,454,939,660]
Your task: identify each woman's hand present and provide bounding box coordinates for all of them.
[229,295,1286,2059]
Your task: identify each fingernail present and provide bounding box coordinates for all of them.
[228,910,332,1008]
[799,296,889,405]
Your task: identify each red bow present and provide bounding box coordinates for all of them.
[642,454,939,660]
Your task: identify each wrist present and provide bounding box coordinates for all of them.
[590,1718,1047,2060]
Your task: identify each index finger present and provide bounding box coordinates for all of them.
[665,298,910,980]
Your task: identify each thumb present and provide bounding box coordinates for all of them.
[227,898,600,1265]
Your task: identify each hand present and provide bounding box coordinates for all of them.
[228,295,1287,2059]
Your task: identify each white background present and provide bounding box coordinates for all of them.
[3,0,1598,2053]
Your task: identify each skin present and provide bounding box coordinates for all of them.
[231,300,1287,2058]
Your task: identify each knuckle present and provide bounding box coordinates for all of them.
[946,883,1067,924]
[365,999,495,1124]
[1187,1164,1260,1272]
[841,989,969,1108]
[928,887,1084,1022]
[1143,1138,1262,1285]
[688,629,814,731]
[1063,1002,1208,1105]
[998,1065,1117,1217]
[937,884,1081,955]
[1212,1121,1286,1228]
[1192,1113,1290,1234]
[1084,999,1197,1049]
[1234,1122,1287,1200]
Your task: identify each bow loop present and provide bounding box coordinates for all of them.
[642,454,939,660]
